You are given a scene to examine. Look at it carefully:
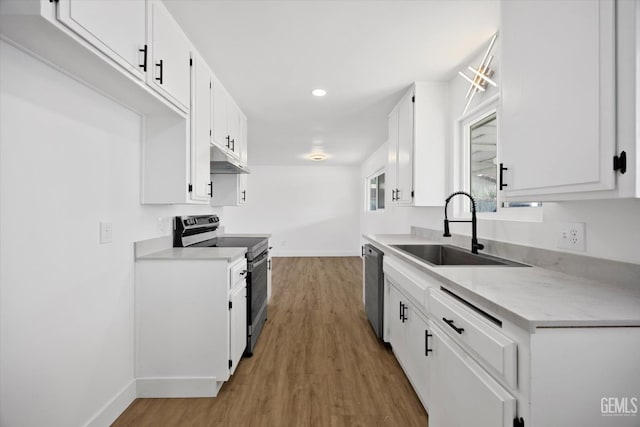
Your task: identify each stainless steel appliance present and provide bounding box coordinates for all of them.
[364,244,384,340]
[174,215,269,357]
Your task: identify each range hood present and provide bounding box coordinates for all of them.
[210,145,250,174]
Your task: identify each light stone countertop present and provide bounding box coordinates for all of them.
[136,247,246,262]
[364,234,640,331]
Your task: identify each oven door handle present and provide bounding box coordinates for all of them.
[251,255,268,269]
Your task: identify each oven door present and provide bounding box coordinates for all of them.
[246,250,268,355]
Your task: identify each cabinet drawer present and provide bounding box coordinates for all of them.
[429,289,517,389]
[230,258,247,288]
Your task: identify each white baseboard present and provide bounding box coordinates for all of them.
[85,379,136,427]
[136,377,222,398]
[272,251,360,257]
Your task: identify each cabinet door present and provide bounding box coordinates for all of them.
[405,305,430,409]
[212,76,229,149]
[227,101,241,159]
[238,174,248,205]
[429,323,516,427]
[396,90,414,205]
[229,284,247,376]
[57,0,146,80]
[239,113,248,165]
[148,0,191,110]
[388,284,407,363]
[500,0,616,199]
[387,107,399,205]
[190,53,212,202]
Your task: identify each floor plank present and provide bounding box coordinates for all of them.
[113,257,428,426]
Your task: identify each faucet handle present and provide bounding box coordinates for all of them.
[443,219,451,237]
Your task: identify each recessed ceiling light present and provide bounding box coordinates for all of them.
[312,89,327,97]
[309,153,328,161]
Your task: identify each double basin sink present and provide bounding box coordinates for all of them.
[390,244,530,267]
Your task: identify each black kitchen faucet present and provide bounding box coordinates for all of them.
[443,191,484,254]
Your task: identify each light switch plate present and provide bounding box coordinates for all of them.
[557,222,585,252]
[100,222,113,244]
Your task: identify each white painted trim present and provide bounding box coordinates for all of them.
[136,377,222,398]
[272,251,360,257]
[84,380,136,427]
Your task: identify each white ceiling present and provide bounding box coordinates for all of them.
[164,0,500,166]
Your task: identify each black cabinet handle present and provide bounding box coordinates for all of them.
[268,259,271,270]
[442,317,464,334]
[155,59,163,84]
[241,190,246,202]
[425,329,433,356]
[399,301,403,320]
[499,163,508,190]
[139,45,148,72]
[208,182,213,197]
[225,135,231,148]
[391,189,396,201]
[268,246,273,250]
[231,139,235,151]
[240,270,247,277]
[402,303,407,323]
[395,189,400,200]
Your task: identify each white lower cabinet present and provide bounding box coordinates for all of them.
[386,275,431,410]
[135,256,247,397]
[382,252,640,427]
[229,260,248,375]
[429,320,516,427]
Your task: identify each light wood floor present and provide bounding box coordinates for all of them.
[113,257,428,426]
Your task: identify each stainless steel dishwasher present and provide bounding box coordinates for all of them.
[364,244,384,340]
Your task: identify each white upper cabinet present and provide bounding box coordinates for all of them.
[500,0,617,200]
[212,75,228,150]
[190,52,213,202]
[147,0,191,111]
[56,0,147,80]
[239,112,248,164]
[387,82,448,207]
[396,90,414,205]
[388,93,413,206]
[212,76,244,161]
[227,100,241,159]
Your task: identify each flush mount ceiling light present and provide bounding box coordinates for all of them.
[311,89,327,97]
[308,153,328,161]
[459,33,498,114]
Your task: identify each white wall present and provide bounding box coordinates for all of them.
[360,40,640,265]
[223,166,360,256]
[0,41,220,427]
[360,142,411,240]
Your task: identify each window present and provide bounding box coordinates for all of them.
[366,171,385,211]
[470,113,498,212]
[455,96,541,220]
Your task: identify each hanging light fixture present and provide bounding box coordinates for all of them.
[459,33,498,114]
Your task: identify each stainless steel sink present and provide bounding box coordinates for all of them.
[390,244,530,267]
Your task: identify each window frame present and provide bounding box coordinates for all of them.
[365,169,386,212]
[452,95,542,222]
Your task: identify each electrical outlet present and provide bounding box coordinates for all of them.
[557,222,586,252]
[100,222,113,244]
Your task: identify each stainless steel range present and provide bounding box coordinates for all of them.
[174,215,269,357]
